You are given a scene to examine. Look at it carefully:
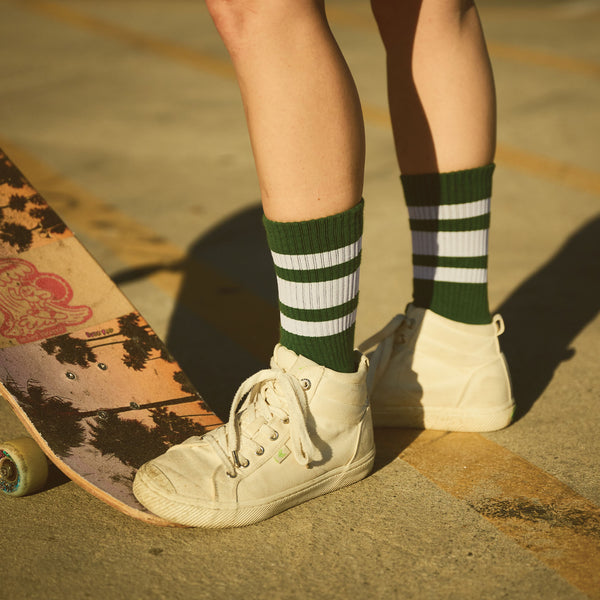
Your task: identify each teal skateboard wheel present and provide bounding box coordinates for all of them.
[0,437,48,497]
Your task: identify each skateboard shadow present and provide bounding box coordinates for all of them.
[112,209,600,430]
[46,462,70,492]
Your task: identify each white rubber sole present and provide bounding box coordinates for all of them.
[372,402,515,432]
[133,450,375,528]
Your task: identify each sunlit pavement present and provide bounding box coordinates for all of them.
[1,1,599,598]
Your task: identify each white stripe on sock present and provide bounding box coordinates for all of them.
[408,198,490,221]
[413,265,488,284]
[411,230,489,257]
[276,270,359,310]
[270,238,362,271]
[280,310,358,338]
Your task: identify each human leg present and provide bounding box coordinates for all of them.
[361,0,513,431]
[133,0,374,526]
[373,0,496,322]
[209,0,366,373]
[208,0,365,221]
[372,0,495,175]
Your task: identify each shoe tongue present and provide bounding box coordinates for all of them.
[272,344,301,372]
[237,379,289,439]
[238,385,276,436]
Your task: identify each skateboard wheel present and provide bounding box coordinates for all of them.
[0,437,49,497]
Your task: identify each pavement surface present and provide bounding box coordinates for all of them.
[0,1,599,598]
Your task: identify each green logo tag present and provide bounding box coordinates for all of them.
[274,445,291,464]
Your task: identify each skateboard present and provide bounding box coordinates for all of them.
[0,148,222,525]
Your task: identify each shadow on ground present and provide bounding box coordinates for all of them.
[495,214,600,420]
[113,211,600,425]
[113,203,277,419]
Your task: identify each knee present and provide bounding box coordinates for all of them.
[205,0,324,47]
[371,0,478,46]
[204,0,252,44]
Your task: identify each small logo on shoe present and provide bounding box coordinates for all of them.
[274,445,291,464]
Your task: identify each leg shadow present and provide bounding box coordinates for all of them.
[374,215,600,468]
[112,203,279,419]
[373,428,423,472]
[495,214,600,419]
[113,203,599,430]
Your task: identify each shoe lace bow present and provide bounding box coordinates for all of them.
[205,363,322,477]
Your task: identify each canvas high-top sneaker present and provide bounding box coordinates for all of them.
[133,345,375,527]
[359,304,514,432]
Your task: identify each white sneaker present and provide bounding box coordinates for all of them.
[358,305,514,432]
[133,345,374,527]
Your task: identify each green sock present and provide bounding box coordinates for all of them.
[263,200,363,373]
[401,165,494,324]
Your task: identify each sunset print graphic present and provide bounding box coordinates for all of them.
[0,312,221,511]
[0,150,73,254]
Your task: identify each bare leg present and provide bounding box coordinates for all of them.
[132,2,373,528]
[369,0,499,323]
[355,2,514,436]
[206,0,365,220]
[371,0,496,174]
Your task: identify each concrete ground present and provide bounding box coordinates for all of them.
[1,0,599,598]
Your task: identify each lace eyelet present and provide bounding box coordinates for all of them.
[282,418,289,425]
[255,446,265,456]
[226,471,237,478]
[300,378,311,391]
[270,431,279,441]
[232,449,249,469]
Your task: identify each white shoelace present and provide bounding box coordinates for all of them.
[358,313,415,396]
[202,363,322,478]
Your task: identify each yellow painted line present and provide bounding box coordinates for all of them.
[363,104,600,197]
[377,429,600,599]
[487,40,600,79]
[6,7,600,589]
[478,4,600,22]
[23,0,235,80]
[4,138,600,596]
[495,144,600,197]
[0,139,278,363]
[21,0,600,82]
[18,0,600,199]
[325,4,600,79]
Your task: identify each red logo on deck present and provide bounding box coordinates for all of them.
[0,258,92,343]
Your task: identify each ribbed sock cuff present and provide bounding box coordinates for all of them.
[263,199,364,254]
[263,200,364,373]
[401,164,495,206]
[401,166,494,325]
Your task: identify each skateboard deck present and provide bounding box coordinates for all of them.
[0,148,222,525]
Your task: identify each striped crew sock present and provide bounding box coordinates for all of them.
[262,200,363,373]
[401,164,494,324]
